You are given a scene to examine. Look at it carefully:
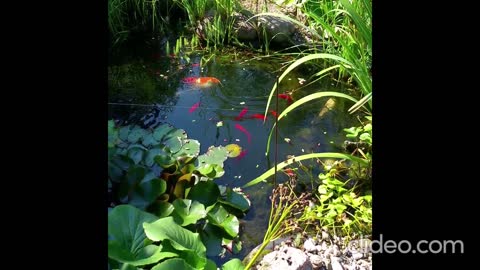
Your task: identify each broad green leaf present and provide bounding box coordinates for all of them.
[222,258,245,270]
[142,133,158,147]
[172,139,200,158]
[145,148,168,167]
[153,124,175,141]
[187,181,220,207]
[171,199,207,226]
[127,146,145,165]
[151,258,196,270]
[108,243,177,266]
[108,205,158,264]
[160,240,206,269]
[218,188,250,212]
[243,153,368,188]
[128,126,147,143]
[143,216,206,256]
[205,259,218,270]
[163,129,187,153]
[200,223,224,257]
[148,201,174,217]
[207,205,240,237]
[119,126,131,141]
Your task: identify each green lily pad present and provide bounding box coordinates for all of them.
[218,188,251,212]
[164,129,188,153]
[151,258,196,270]
[128,126,147,143]
[172,139,200,159]
[200,223,224,257]
[171,199,207,226]
[153,124,175,141]
[187,181,220,207]
[196,146,228,167]
[207,204,240,237]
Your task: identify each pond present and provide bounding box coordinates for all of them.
[108,41,358,265]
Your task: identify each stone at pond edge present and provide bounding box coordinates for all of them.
[233,10,258,41]
[257,246,313,270]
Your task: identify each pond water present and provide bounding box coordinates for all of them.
[108,42,358,264]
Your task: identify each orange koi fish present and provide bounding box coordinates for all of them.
[189,102,200,113]
[182,77,221,86]
[235,123,251,143]
[235,107,248,120]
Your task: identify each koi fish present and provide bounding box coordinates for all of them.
[283,168,295,177]
[249,113,266,121]
[270,110,278,118]
[235,107,248,120]
[189,102,200,113]
[236,149,248,160]
[278,93,293,104]
[235,123,251,143]
[182,77,221,85]
[191,63,200,67]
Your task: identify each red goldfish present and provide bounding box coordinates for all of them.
[235,107,248,120]
[235,123,251,143]
[250,114,266,121]
[278,93,293,104]
[189,102,200,113]
[270,110,278,118]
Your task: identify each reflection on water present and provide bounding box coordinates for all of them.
[108,48,358,264]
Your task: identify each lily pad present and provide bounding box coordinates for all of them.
[187,181,220,207]
[163,129,188,153]
[171,199,207,226]
[219,188,251,212]
[153,124,175,141]
[207,204,240,237]
[225,144,242,158]
[197,146,228,167]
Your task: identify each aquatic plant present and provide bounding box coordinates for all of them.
[108,120,251,269]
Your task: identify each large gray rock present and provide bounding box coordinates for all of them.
[258,15,296,46]
[257,246,313,270]
[233,10,258,41]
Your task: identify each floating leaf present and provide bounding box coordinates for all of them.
[219,188,250,212]
[188,181,221,207]
[197,146,228,167]
[171,199,207,226]
[153,124,175,141]
[128,126,147,143]
[145,148,169,167]
[207,204,240,237]
[164,129,188,153]
[172,139,200,159]
[225,144,242,158]
[200,223,224,257]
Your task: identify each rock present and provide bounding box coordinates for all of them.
[351,252,364,260]
[257,246,313,270]
[309,255,324,270]
[304,238,317,253]
[233,10,258,41]
[329,257,344,270]
[258,15,296,46]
